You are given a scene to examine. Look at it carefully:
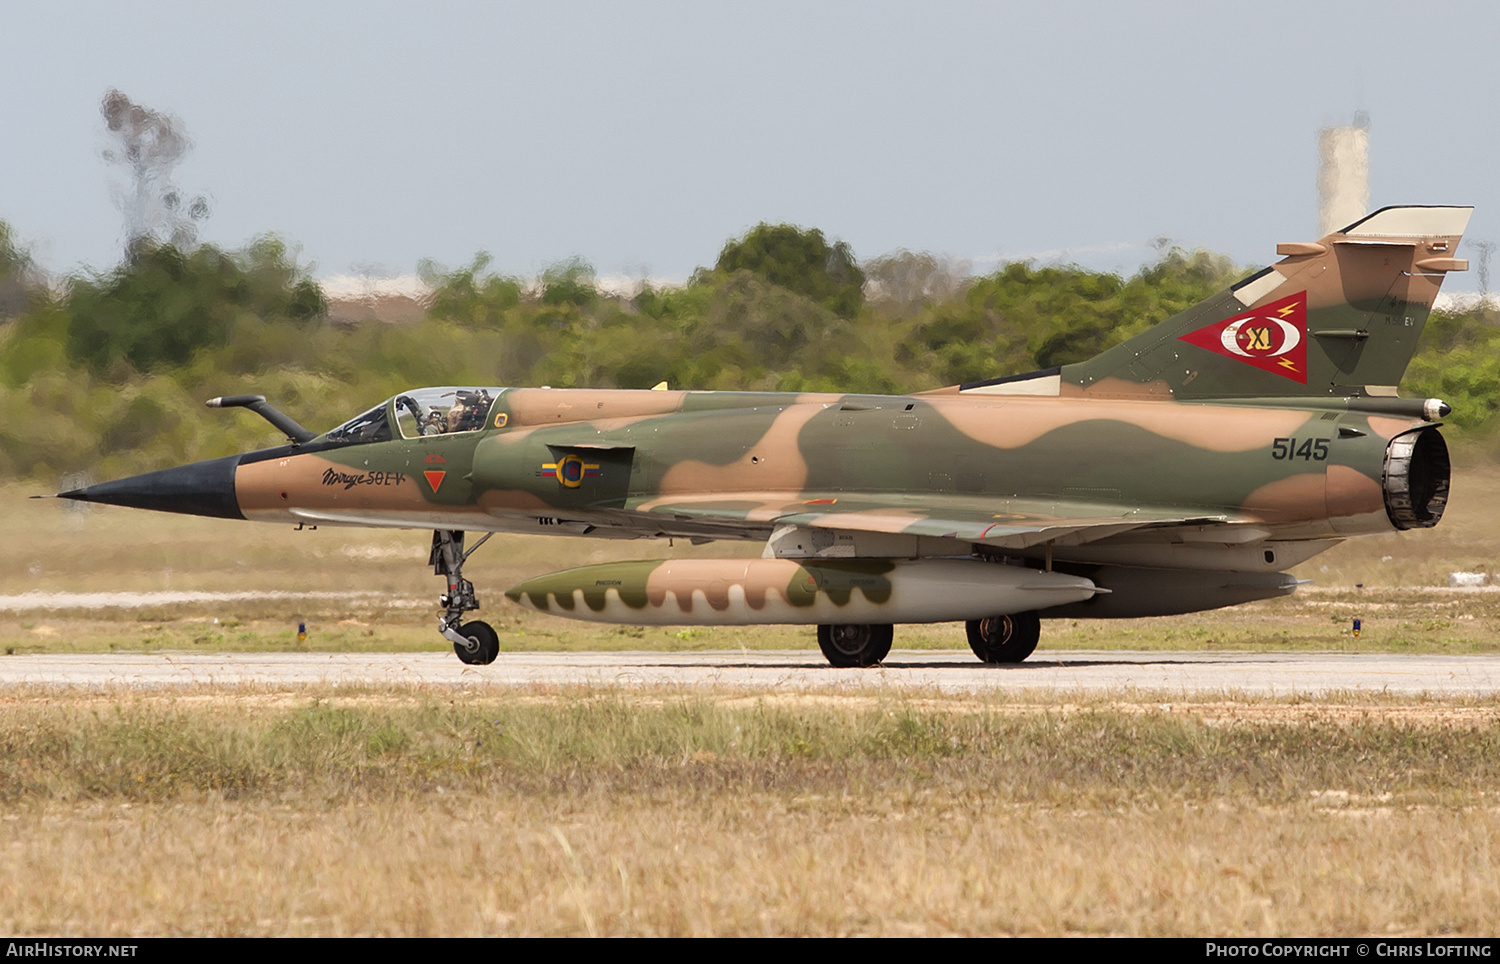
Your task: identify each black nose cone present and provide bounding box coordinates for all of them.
[59,454,245,520]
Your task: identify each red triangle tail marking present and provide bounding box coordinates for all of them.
[1177,291,1308,384]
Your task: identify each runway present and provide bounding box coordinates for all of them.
[3,649,1500,695]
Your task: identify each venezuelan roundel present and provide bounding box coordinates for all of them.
[541,454,602,489]
[1178,291,1308,384]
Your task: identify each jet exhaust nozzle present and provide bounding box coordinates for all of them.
[1383,426,1450,530]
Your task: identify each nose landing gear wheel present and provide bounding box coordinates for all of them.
[454,620,499,665]
[966,611,1040,664]
[816,623,894,667]
[432,529,501,664]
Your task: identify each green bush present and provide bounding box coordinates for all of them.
[65,238,324,376]
[714,223,865,319]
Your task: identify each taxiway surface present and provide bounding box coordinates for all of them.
[2,650,1499,695]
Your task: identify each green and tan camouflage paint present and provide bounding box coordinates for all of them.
[504,557,1100,624]
[116,206,1467,625]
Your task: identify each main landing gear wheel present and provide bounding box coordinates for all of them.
[817,623,894,667]
[966,611,1041,664]
[454,620,499,665]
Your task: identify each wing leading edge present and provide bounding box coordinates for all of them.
[632,492,1237,550]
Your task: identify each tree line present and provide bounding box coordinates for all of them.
[0,220,1494,481]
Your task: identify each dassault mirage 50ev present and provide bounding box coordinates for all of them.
[58,206,1469,667]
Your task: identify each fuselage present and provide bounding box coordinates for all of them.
[62,383,1449,627]
[51,204,1474,658]
[211,386,1440,552]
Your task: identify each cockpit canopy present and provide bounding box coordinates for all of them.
[324,386,506,444]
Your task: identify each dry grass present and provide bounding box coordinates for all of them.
[1,685,1499,935]
[6,794,1497,937]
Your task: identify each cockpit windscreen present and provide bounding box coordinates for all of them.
[325,404,393,444]
[394,387,503,439]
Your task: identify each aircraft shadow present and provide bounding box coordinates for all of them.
[608,655,1256,671]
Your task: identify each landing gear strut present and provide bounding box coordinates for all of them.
[431,529,498,665]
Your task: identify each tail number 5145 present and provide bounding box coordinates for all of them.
[1271,437,1329,461]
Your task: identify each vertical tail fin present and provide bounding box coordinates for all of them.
[1057,205,1473,400]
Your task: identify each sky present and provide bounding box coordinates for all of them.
[5,0,1500,293]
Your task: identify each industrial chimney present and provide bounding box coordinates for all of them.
[1317,112,1370,237]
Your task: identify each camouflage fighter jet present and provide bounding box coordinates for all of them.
[58,206,1470,667]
